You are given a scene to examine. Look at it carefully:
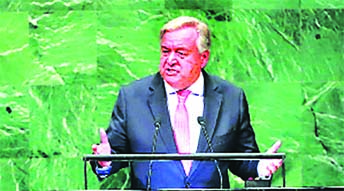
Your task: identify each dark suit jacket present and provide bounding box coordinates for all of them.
[100,70,260,189]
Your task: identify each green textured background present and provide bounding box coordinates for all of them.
[0,0,343,190]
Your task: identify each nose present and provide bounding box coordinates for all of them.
[166,52,176,65]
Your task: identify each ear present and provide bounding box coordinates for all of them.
[200,50,210,68]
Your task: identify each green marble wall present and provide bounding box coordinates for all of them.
[0,0,343,190]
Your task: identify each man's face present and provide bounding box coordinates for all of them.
[160,27,209,90]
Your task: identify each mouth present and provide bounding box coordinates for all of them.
[165,68,179,76]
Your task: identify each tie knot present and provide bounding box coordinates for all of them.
[177,90,191,103]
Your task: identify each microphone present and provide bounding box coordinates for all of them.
[147,118,161,191]
[197,116,223,189]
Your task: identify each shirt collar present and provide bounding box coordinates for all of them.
[164,72,204,96]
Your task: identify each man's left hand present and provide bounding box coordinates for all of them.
[257,140,283,177]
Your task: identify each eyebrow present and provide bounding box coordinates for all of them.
[161,45,190,51]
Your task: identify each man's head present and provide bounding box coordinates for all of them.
[159,16,211,90]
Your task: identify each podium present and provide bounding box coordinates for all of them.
[82,153,286,190]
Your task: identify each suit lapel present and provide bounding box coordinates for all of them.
[147,73,178,153]
[196,71,223,153]
[190,71,223,176]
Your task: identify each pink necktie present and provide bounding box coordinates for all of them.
[174,89,192,175]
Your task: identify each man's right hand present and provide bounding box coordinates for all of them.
[92,128,111,167]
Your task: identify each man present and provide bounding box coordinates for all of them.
[92,16,282,189]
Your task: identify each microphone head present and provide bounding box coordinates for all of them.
[197,116,206,126]
[154,118,161,127]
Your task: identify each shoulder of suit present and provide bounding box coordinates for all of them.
[206,73,243,93]
[120,73,158,92]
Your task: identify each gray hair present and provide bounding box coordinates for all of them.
[160,16,211,53]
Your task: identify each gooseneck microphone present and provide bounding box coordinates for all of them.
[147,118,161,191]
[197,116,223,189]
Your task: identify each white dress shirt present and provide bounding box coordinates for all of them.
[164,73,204,154]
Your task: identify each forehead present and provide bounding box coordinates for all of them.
[161,27,198,48]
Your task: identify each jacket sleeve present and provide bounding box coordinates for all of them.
[228,90,260,180]
[91,87,130,180]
